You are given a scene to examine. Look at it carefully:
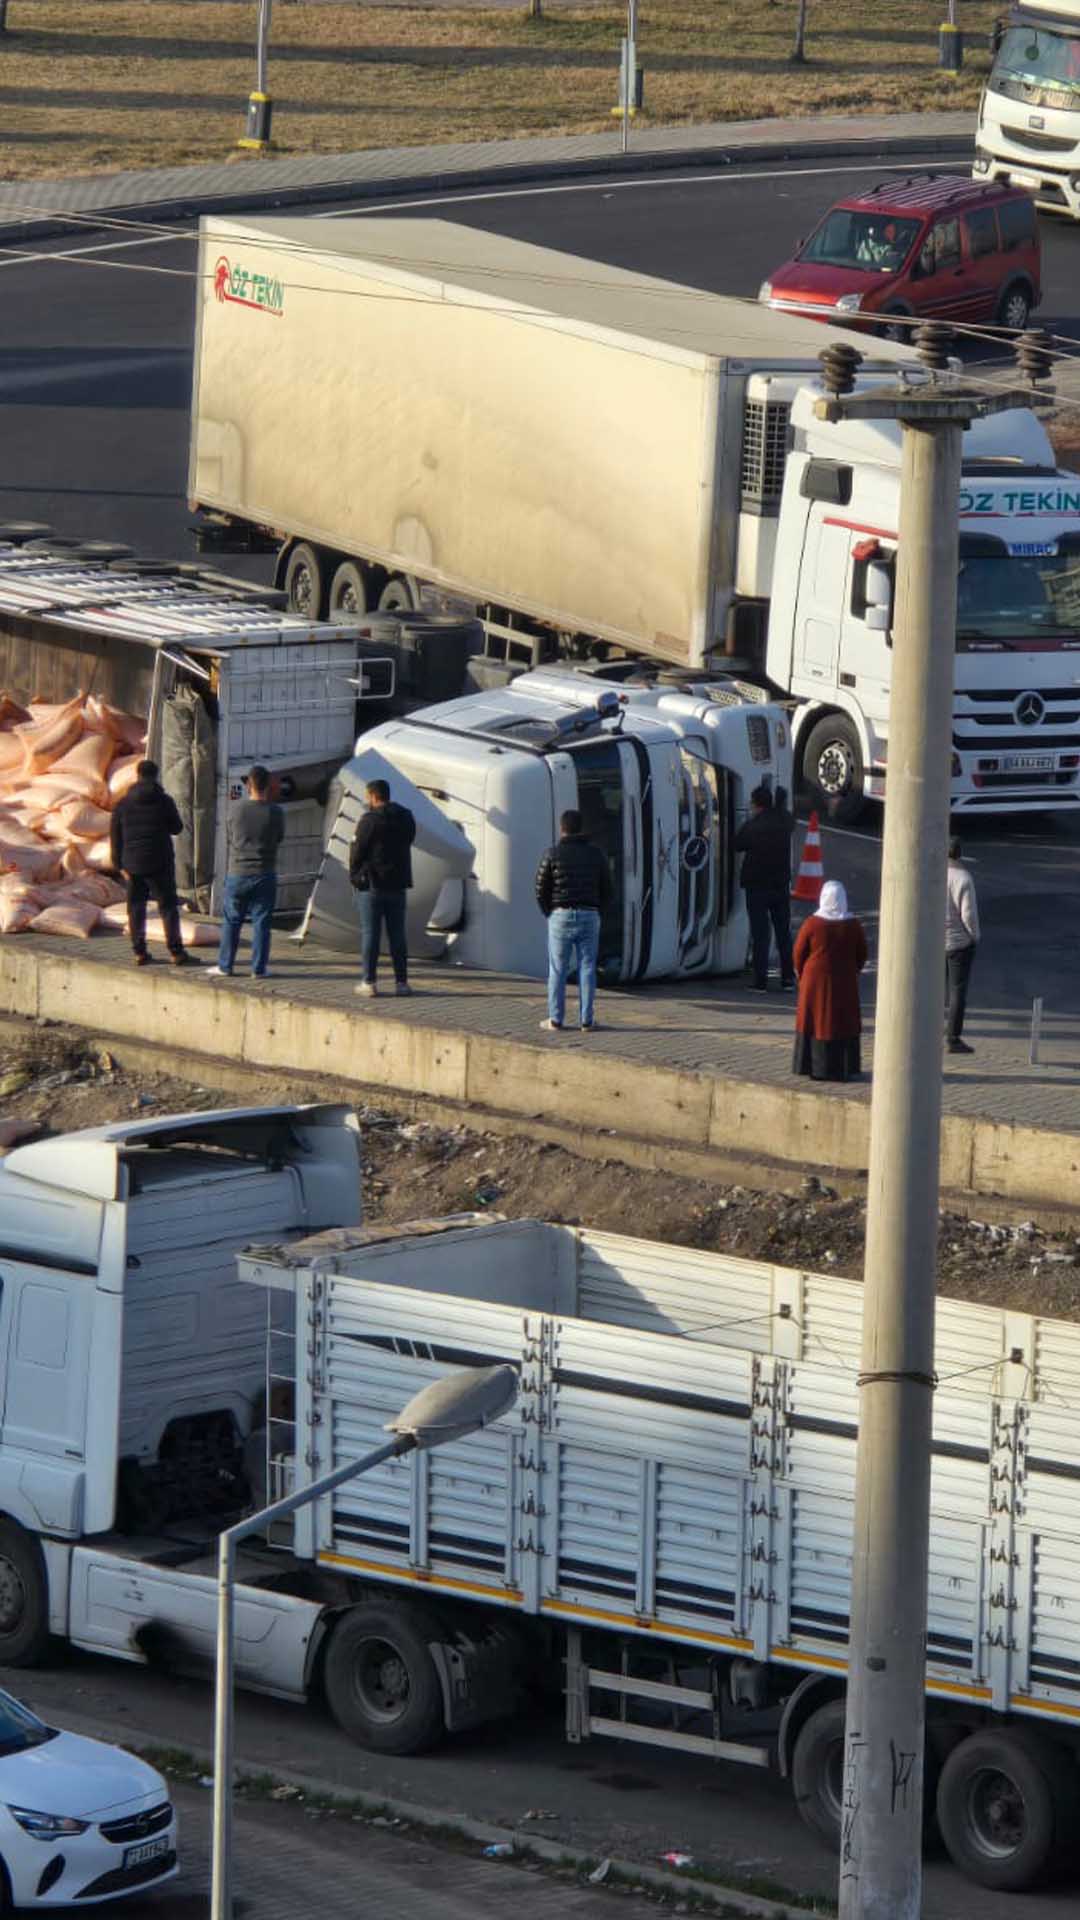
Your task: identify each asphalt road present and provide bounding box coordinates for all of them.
[1,156,1078,1014]
[14,1647,1078,1920]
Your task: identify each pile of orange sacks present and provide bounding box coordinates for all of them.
[0,691,146,937]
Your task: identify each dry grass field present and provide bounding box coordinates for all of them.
[0,0,994,183]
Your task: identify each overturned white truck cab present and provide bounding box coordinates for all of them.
[301,668,792,982]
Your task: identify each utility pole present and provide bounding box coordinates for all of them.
[238,0,274,151]
[813,327,1051,1920]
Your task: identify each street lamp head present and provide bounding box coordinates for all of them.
[387,1364,518,1451]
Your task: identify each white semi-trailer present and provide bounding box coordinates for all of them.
[189,214,1080,822]
[7,1105,1080,1892]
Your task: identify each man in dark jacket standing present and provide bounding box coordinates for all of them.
[733,783,795,993]
[206,765,285,980]
[109,759,193,968]
[534,809,611,1033]
[349,779,417,997]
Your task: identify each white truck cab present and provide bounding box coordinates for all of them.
[301,669,791,981]
[975,0,1080,219]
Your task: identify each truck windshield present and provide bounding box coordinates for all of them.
[991,26,1080,107]
[956,542,1080,648]
[573,738,627,983]
[801,210,921,274]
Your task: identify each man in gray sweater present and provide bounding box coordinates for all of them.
[206,765,285,979]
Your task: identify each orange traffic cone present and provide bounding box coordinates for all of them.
[792,811,824,903]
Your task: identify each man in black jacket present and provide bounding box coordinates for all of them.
[733,783,795,993]
[534,809,611,1032]
[349,779,417,997]
[109,759,194,968]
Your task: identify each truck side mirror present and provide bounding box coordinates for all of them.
[989,18,1003,53]
[864,561,893,634]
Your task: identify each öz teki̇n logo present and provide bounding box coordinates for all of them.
[214,256,284,316]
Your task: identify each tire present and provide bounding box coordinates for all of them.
[0,1521,50,1668]
[792,1698,846,1850]
[936,1726,1077,1890]
[377,573,421,614]
[996,282,1031,332]
[880,305,912,343]
[328,560,369,620]
[801,713,866,824]
[323,1603,445,1755]
[284,542,327,620]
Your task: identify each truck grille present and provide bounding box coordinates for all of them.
[740,401,791,511]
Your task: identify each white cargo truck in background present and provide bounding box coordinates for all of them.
[302,666,791,983]
[190,215,1080,822]
[977,0,1080,220]
[7,1102,1080,1893]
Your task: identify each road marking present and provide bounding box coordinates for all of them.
[325,159,966,217]
[0,230,191,271]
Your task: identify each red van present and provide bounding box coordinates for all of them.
[759,174,1041,339]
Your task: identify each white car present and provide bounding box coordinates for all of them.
[0,1689,177,1908]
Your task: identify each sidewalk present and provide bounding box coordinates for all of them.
[141,1779,636,1920]
[0,109,973,242]
[3,929,1077,1210]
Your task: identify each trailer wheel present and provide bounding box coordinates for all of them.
[801,713,865,824]
[328,560,369,619]
[791,1698,846,1850]
[936,1727,1076,1890]
[323,1603,445,1755]
[284,543,327,620]
[0,1522,49,1668]
[377,574,421,614]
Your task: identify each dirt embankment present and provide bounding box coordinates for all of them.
[3,1020,1079,1321]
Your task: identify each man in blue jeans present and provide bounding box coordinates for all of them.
[534,810,611,1033]
[206,765,285,980]
[349,778,417,997]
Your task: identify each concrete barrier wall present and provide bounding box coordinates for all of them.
[3,946,1076,1211]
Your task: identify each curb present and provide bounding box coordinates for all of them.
[50,1704,818,1920]
[0,127,975,245]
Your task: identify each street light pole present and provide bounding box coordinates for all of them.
[211,1363,518,1920]
[238,0,274,151]
[813,332,1046,1920]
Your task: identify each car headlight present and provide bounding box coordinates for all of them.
[835,293,862,314]
[8,1804,90,1840]
[758,280,773,303]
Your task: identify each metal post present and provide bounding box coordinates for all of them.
[1029,995,1043,1066]
[839,413,964,1920]
[239,0,274,150]
[255,0,272,96]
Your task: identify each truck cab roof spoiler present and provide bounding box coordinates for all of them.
[2,1102,356,1201]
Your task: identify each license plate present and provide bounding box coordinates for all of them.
[123,1835,170,1869]
[1010,169,1040,190]
[1003,753,1053,772]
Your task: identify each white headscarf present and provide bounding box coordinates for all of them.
[816,880,850,922]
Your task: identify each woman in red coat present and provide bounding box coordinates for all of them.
[792,880,868,1082]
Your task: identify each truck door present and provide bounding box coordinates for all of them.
[569,737,642,983]
[792,510,850,695]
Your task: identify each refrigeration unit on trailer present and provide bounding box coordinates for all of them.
[0,544,394,911]
[237,1212,1080,1893]
[190,214,1080,821]
[299,665,792,982]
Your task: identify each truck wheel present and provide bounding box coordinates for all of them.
[378,574,420,613]
[328,560,369,619]
[996,282,1031,332]
[284,543,327,620]
[323,1603,445,1755]
[936,1727,1075,1890]
[0,1522,49,1668]
[801,714,865,824]
[791,1698,846,1850]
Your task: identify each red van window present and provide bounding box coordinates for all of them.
[965,207,999,259]
[932,217,962,270]
[999,196,1037,250]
